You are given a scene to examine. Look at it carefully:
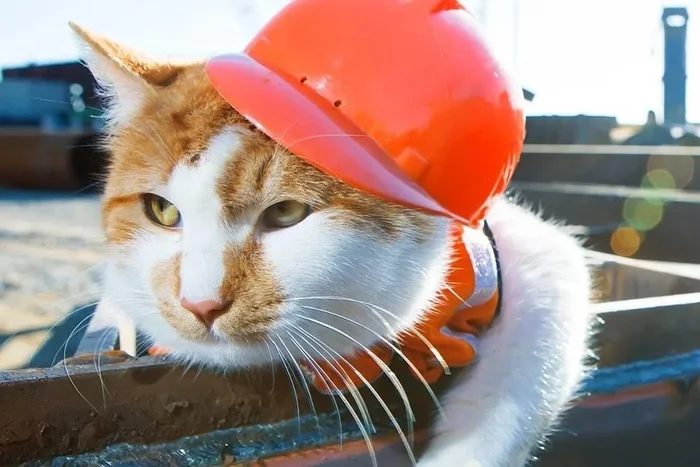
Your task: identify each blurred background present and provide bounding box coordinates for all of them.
[0,0,698,370]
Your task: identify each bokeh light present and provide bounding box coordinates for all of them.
[641,168,676,190]
[647,154,695,189]
[610,226,642,257]
[622,197,664,231]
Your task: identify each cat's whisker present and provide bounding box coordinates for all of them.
[39,290,101,311]
[179,355,200,381]
[299,303,445,418]
[286,132,375,150]
[31,301,100,366]
[54,308,100,365]
[261,338,277,396]
[404,258,456,303]
[280,329,346,448]
[281,328,377,466]
[299,305,422,423]
[268,334,304,438]
[144,122,180,168]
[295,314,416,430]
[287,296,450,388]
[0,300,95,354]
[269,124,293,160]
[272,332,322,433]
[284,328,365,442]
[289,324,418,466]
[61,311,103,414]
[29,96,103,114]
[192,361,207,382]
[119,119,178,170]
[286,295,450,376]
[283,323,374,434]
[47,297,158,360]
[94,328,115,410]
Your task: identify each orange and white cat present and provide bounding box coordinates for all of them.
[72,23,593,467]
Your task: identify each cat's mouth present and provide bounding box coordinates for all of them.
[165,312,273,346]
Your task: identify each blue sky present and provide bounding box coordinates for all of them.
[0,0,697,124]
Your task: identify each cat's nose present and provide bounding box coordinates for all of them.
[180,298,231,326]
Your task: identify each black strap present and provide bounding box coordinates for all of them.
[482,220,503,320]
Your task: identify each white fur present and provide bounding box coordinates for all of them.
[71,27,190,129]
[167,128,244,303]
[416,197,593,467]
[75,40,154,129]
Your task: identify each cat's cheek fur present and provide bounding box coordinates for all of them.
[104,251,277,369]
[101,231,270,368]
[102,233,184,350]
[262,210,453,358]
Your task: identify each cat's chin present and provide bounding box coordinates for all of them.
[146,330,279,369]
[204,327,272,347]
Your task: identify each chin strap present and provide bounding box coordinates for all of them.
[299,221,502,394]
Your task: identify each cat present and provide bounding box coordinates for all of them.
[71,22,594,467]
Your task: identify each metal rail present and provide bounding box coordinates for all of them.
[523,144,700,156]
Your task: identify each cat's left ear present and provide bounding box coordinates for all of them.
[69,22,185,127]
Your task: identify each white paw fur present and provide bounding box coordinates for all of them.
[417,197,593,467]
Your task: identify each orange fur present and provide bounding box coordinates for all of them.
[76,25,436,343]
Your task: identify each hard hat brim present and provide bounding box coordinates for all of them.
[206,54,462,222]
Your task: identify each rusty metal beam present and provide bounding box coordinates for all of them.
[22,379,700,466]
[4,257,700,464]
[3,288,700,465]
[0,354,316,465]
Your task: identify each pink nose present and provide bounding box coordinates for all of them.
[180,298,231,326]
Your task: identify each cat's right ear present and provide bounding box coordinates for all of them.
[69,22,182,128]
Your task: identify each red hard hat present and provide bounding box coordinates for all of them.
[206,0,525,226]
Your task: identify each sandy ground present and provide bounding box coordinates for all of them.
[0,189,104,369]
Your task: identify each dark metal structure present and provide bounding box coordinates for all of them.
[662,7,689,126]
[3,257,700,466]
[2,61,101,111]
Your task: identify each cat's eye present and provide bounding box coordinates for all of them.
[143,194,181,228]
[261,200,311,229]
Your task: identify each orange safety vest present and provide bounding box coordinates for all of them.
[298,222,501,393]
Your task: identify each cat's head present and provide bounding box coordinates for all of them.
[72,24,452,368]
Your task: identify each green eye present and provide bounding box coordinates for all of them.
[143,194,181,228]
[261,200,311,229]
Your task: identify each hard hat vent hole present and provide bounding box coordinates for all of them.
[333,100,342,108]
[299,76,308,84]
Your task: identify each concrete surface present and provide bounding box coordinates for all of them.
[0,188,103,369]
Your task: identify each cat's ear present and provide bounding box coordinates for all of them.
[69,22,183,127]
